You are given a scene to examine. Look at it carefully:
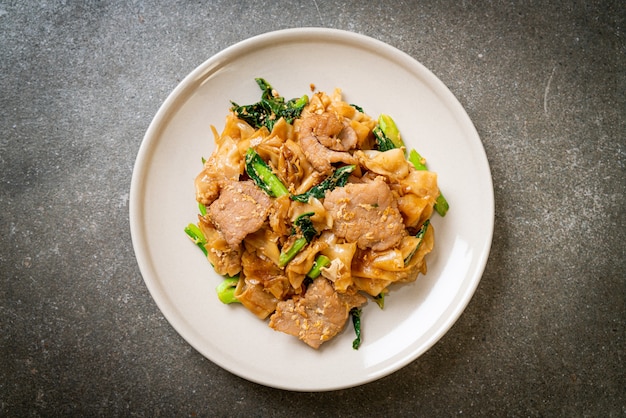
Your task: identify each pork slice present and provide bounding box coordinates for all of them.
[208,180,272,248]
[322,176,405,251]
[299,134,357,174]
[298,113,357,174]
[269,277,366,349]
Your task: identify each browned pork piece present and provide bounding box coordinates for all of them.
[269,277,367,349]
[298,112,358,174]
[208,180,272,248]
[322,176,405,251]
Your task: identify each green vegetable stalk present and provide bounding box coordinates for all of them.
[373,293,385,309]
[350,307,362,350]
[278,212,317,267]
[404,220,430,265]
[291,165,356,203]
[373,114,405,152]
[306,254,331,279]
[184,223,208,256]
[408,149,449,216]
[407,149,427,171]
[216,277,240,304]
[245,148,289,198]
[198,202,207,216]
[433,193,449,216]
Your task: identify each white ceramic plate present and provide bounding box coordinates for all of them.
[130,28,493,391]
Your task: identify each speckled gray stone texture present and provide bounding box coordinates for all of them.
[1,0,624,416]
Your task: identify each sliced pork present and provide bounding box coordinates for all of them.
[322,176,405,251]
[208,180,272,248]
[269,277,366,349]
[298,112,357,173]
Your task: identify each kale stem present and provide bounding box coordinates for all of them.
[408,149,449,216]
[278,237,307,268]
[306,254,331,279]
[404,220,430,265]
[184,223,208,256]
[278,212,317,267]
[245,148,289,198]
[216,277,240,304]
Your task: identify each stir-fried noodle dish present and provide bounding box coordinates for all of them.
[185,79,448,349]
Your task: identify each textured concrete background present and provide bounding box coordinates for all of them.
[1,0,624,416]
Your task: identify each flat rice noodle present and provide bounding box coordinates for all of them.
[357,149,410,182]
[327,88,355,119]
[320,258,353,293]
[351,248,411,283]
[349,119,375,149]
[235,277,278,319]
[293,169,325,196]
[277,139,318,194]
[329,87,344,104]
[285,240,327,292]
[241,250,289,299]
[264,276,292,301]
[319,233,357,292]
[302,92,331,116]
[210,136,244,179]
[243,226,281,267]
[352,276,392,297]
[366,248,405,272]
[269,195,291,237]
[221,113,257,143]
[194,136,244,206]
[398,235,422,262]
[320,235,357,268]
[398,169,439,201]
[351,224,434,287]
[397,194,432,229]
[256,135,284,171]
[268,117,293,142]
[289,198,332,232]
[197,216,242,277]
[401,223,435,279]
[329,100,356,119]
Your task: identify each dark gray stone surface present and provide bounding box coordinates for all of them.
[1,1,624,416]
